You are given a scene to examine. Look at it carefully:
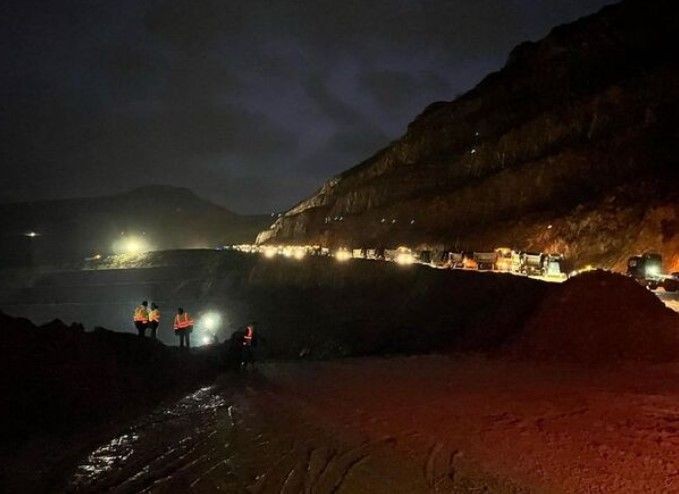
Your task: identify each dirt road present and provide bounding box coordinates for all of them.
[68,355,679,493]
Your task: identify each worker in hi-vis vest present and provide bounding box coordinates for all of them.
[173,307,194,348]
[240,322,256,370]
[148,303,160,340]
[133,301,149,337]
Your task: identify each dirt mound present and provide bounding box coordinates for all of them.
[0,312,219,449]
[514,271,679,363]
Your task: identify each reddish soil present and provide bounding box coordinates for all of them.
[515,271,679,363]
[66,356,679,493]
[256,355,679,492]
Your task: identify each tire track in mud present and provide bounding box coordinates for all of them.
[68,384,240,493]
[68,373,526,493]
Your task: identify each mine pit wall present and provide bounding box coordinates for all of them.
[0,250,549,359]
[256,0,679,272]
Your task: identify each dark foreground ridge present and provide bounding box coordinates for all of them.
[0,313,220,491]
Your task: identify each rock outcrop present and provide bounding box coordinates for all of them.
[259,0,679,271]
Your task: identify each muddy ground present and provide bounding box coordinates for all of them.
[64,356,679,493]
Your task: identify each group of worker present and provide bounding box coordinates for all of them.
[132,301,258,369]
[133,300,195,348]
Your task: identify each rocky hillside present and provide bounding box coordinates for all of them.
[258,0,679,272]
[0,186,269,265]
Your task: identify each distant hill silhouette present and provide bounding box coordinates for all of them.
[0,186,269,265]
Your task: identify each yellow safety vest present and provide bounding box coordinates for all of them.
[149,309,160,323]
[133,306,149,322]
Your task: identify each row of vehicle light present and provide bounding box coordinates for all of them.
[232,243,417,267]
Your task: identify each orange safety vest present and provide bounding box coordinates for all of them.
[133,306,149,323]
[149,309,160,323]
[173,313,194,330]
[243,325,253,346]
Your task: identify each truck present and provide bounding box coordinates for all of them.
[473,252,498,270]
[542,254,566,279]
[444,251,465,269]
[521,252,546,276]
[518,252,566,277]
[627,253,678,292]
[495,247,522,272]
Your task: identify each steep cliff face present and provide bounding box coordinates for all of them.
[258,0,679,270]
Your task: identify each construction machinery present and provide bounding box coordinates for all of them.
[627,253,678,292]
[520,252,545,275]
[542,254,566,279]
[443,252,465,269]
[494,247,522,272]
[473,252,497,270]
[518,252,565,277]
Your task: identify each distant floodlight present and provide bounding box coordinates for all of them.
[123,237,145,253]
[25,231,39,238]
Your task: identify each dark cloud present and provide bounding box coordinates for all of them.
[1,0,613,212]
[359,69,451,115]
[325,127,389,157]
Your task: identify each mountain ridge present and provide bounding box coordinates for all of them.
[0,186,269,265]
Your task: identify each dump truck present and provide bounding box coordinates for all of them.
[542,254,566,279]
[517,252,566,277]
[473,252,498,270]
[521,252,546,275]
[627,253,678,292]
[443,252,465,269]
[495,247,522,272]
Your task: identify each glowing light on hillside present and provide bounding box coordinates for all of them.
[113,235,150,254]
[123,237,145,254]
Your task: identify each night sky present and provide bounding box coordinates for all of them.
[1,0,612,214]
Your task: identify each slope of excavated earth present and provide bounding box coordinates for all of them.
[259,0,679,271]
[0,250,676,363]
[0,250,548,357]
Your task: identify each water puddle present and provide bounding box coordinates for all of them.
[69,385,231,492]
